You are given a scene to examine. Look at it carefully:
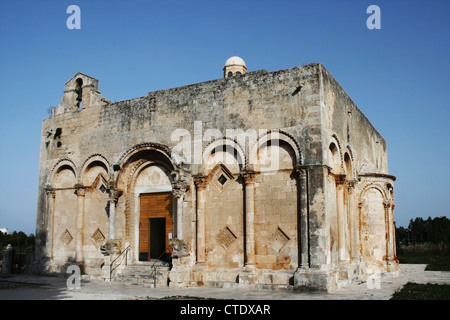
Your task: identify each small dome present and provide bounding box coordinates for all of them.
[224,56,246,67]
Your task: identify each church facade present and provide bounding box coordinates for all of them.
[34,58,398,291]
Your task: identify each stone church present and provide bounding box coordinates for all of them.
[34,57,398,291]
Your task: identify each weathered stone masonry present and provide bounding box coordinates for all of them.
[34,58,398,291]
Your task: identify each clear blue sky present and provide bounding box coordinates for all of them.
[0,0,449,235]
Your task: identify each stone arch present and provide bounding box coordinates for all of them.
[79,154,110,186]
[328,134,343,173]
[115,143,174,189]
[49,159,77,187]
[202,137,246,175]
[359,183,388,202]
[249,130,301,170]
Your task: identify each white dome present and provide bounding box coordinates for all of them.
[224,56,246,67]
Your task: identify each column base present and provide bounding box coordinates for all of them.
[293,267,337,292]
[238,264,257,286]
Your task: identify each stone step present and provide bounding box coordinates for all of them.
[118,264,169,276]
[113,263,170,287]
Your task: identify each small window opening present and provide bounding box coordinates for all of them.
[75,78,83,109]
[218,175,227,185]
[236,71,241,76]
[99,184,107,193]
[227,71,233,77]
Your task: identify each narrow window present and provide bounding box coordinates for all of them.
[75,78,83,109]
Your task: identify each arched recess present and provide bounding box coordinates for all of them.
[359,185,388,267]
[79,154,110,185]
[48,159,77,187]
[328,135,343,173]
[328,135,352,262]
[79,156,110,263]
[51,162,78,264]
[249,130,301,170]
[252,132,299,272]
[344,153,353,179]
[201,139,245,270]
[202,137,245,175]
[115,144,175,263]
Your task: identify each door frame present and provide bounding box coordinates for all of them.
[133,185,173,263]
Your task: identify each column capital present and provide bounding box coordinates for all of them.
[74,186,86,197]
[346,180,357,192]
[45,188,56,198]
[108,188,122,203]
[335,174,346,185]
[383,199,392,209]
[193,176,208,190]
[241,171,256,184]
[173,187,187,199]
[294,165,307,175]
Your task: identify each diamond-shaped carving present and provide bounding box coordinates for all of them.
[269,227,290,253]
[91,228,105,245]
[60,229,73,246]
[208,163,234,193]
[217,227,237,249]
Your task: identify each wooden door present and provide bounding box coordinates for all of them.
[139,192,173,261]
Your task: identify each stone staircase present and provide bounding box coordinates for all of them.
[113,261,170,287]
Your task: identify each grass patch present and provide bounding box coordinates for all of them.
[397,243,450,271]
[391,282,450,300]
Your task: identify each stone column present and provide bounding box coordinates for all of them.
[107,188,121,240]
[194,176,208,263]
[335,174,347,262]
[296,167,309,268]
[242,171,256,266]
[173,187,187,240]
[239,171,257,285]
[383,199,394,263]
[346,181,358,261]
[389,202,397,263]
[357,201,363,260]
[75,186,86,262]
[44,188,56,260]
